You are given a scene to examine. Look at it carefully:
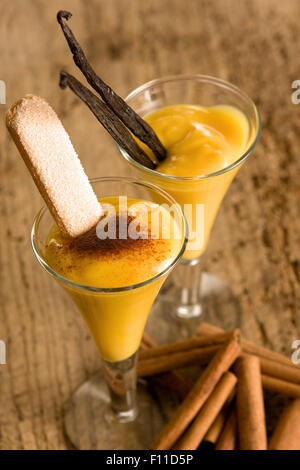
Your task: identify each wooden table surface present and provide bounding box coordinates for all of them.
[0,0,300,449]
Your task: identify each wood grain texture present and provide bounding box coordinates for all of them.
[0,0,299,449]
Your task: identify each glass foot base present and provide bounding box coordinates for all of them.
[64,373,179,449]
[147,272,242,344]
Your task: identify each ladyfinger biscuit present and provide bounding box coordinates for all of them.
[6,95,103,237]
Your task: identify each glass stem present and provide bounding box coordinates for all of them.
[101,352,138,423]
[172,258,203,318]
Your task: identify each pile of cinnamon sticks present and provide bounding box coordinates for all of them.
[139,323,300,450]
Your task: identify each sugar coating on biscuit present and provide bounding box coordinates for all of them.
[6,95,103,237]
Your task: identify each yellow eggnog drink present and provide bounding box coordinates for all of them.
[134,104,250,260]
[45,196,184,361]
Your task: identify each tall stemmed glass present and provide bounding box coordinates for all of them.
[118,75,260,339]
[31,177,187,449]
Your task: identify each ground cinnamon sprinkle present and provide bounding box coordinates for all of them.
[69,214,158,256]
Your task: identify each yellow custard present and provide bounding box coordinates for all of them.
[45,196,183,361]
[137,104,249,259]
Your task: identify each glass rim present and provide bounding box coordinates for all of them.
[119,73,261,181]
[31,176,188,293]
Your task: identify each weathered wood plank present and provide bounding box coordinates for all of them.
[0,0,299,449]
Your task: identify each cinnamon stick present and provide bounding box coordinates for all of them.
[150,331,241,450]
[197,323,300,384]
[203,390,235,444]
[138,346,218,377]
[141,332,157,349]
[259,356,300,385]
[262,374,300,398]
[235,355,267,450]
[197,322,300,373]
[174,372,237,450]
[269,399,300,450]
[203,409,227,445]
[215,406,237,450]
[142,330,300,385]
[140,334,191,401]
